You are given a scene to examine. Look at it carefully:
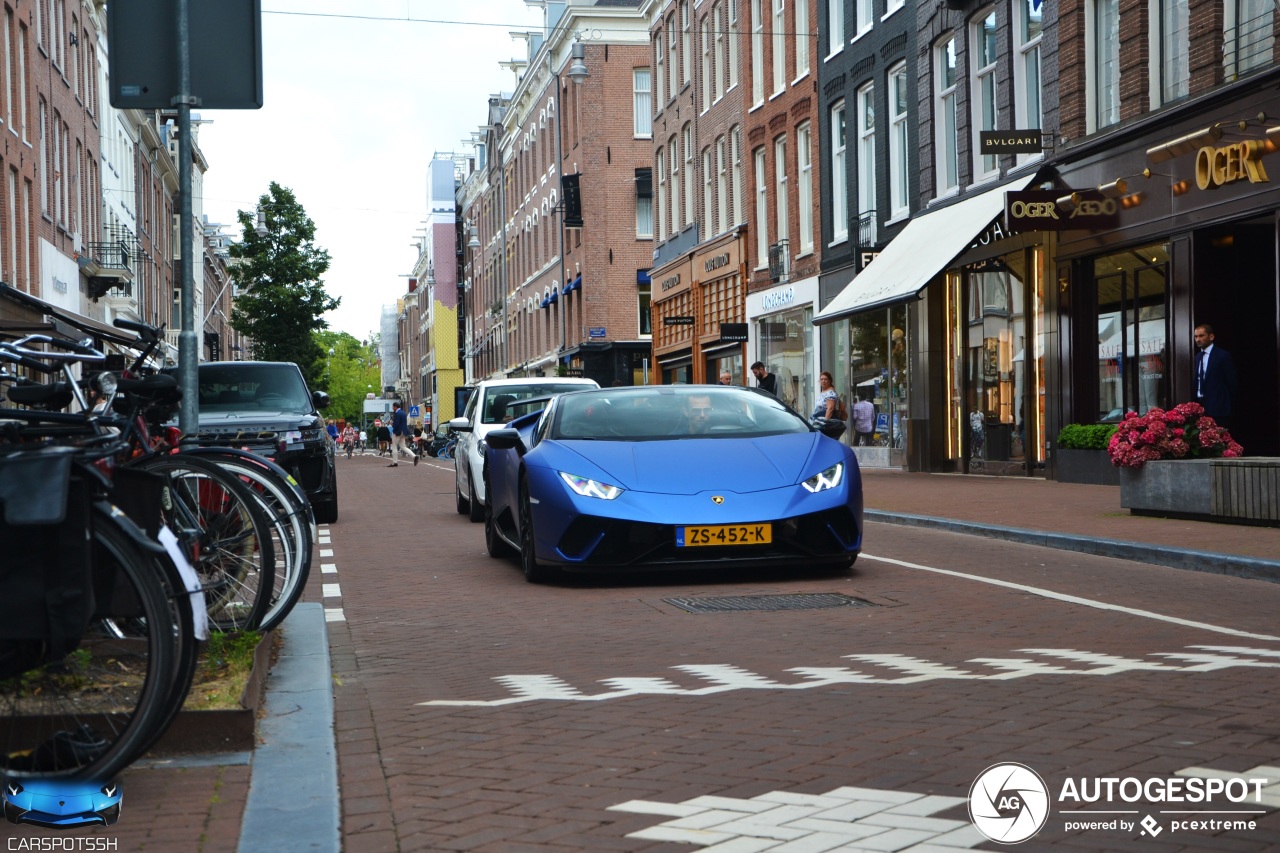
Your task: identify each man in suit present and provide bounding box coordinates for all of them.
[1193,324,1238,428]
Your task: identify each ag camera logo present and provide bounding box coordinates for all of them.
[969,762,1050,843]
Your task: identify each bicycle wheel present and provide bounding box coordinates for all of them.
[134,455,276,633]
[183,449,313,632]
[0,507,178,781]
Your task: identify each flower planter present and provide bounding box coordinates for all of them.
[1054,449,1120,486]
[1119,459,1280,526]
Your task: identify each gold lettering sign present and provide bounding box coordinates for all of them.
[1195,140,1269,191]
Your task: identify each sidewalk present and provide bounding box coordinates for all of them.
[16,467,1274,853]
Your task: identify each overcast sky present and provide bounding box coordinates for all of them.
[195,1,542,341]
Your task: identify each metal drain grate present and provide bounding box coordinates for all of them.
[663,592,877,613]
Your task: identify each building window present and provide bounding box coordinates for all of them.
[639,285,652,336]
[772,0,786,95]
[714,2,725,101]
[797,122,813,254]
[795,0,809,78]
[856,83,876,244]
[856,0,873,38]
[703,146,714,234]
[669,136,681,232]
[971,9,998,180]
[637,166,655,235]
[1155,0,1188,103]
[830,99,848,243]
[728,0,739,89]
[1093,0,1120,128]
[1225,0,1272,79]
[717,135,729,233]
[774,134,788,247]
[751,0,764,105]
[886,0,905,19]
[17,25,27,142]
[1014,0,1043,149]
[4,12,13,130]
[683,124,695,228]
[669,14,679,98]
[754,146,768,267]
[634,68,652,137]
[936,36,959,195]
[888,63,909,219]
[682,0,691,85]
[655,31,665,107]
[656,149,667,238]
[702,15,712,112]
[828,0,845,56]
[731,125,743,224]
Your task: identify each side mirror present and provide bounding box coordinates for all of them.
[485,428,524,453]
[313,390,331,409]
[448,416,472,433]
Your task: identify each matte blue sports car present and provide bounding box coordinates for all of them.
[3,777,122,828]
[483,385,863,582]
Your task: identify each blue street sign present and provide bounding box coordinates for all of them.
[409,406,420,418]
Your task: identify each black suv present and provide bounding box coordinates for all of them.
[179,361,339,523]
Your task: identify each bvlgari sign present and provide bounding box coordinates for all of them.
[980,130,1043,154]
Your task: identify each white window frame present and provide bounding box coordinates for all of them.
[795,0,810,79]
[717,135,729,233]
[1088,0,1120,131]
[634,68,653,138]
[669,135,681,233]
[888,62,909,220]
[714,2,725,101]
[856,82,876,245]
[830,99,848,244]
[884,0,905,20]
[655,32,666,107]
[728,0,739,89]
[855,0,873,39]
[797,121,813,254]
[683,124,695,227]
[751,0,765,105]
[702,15,713,112]
[1149,0,1187,104]
[656,148,668,238]
[1225,0,1275,79]
[669,14,679,98]
[754,146,768,268]
[970,8,999,182]
[828,0,846,58]
[772,0,786,95]
[774,133,789,248]
[732,125,744,224]
[1014,0,1043,164]
[682,0,692,86]
[935,36,959,197]
[703,146,714,235]
[636,169,654,238]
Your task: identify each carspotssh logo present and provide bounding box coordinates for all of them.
[969,763,1050,843]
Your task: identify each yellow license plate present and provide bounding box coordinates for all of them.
[677,524,773,547]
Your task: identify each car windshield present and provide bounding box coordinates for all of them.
[196,364,313,413]
[481,383,592,425]
[551,386,811,440]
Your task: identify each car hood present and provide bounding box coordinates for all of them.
[552,433,830,495]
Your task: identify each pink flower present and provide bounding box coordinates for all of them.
[1107,404,1244,468]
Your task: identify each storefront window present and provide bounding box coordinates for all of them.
[838,305,909,454]
[755,306,812,414]
[1095,243,1169,422]
[706,351,744,384]
[662,360,693,384]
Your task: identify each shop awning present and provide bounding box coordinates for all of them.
[0,282,139,345]
[813,174,1037,326]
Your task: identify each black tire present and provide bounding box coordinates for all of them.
[484,478,512,558]
[518,476,553,583]
[134,456,276,633]
[0,509,178,781]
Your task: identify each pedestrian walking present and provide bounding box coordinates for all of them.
[750,361,778,396]
[851,396,876,445]
[388,401,418,467]
[375,422,391,456]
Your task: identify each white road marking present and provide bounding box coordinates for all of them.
[321,563,337,574]
[319,548,334,557]
[610,785,981,850]
[860,552,1280,643]
[415,646,1280,707]
[324,607,345,622]
[322,583,341,598]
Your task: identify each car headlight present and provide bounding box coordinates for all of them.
[559,471,624,500]
[6,781,22,796]
[100,783,117,797]
[477,438,487,457]
[801,462,844,493]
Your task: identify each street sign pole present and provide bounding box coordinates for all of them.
[176,0,199,435]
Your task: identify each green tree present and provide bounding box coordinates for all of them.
[229,183,339,386]
[312,331,381,425]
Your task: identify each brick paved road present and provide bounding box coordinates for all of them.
[315,454,1280,852]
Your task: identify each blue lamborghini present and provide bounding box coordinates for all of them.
[482,385,863,582]
[3,777,122,828]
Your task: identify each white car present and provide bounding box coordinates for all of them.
[449,377,599,521]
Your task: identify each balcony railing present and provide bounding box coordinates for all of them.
[856,210,877,248]
[768,239,790,284]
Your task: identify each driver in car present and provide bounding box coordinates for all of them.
[682,393,714,436]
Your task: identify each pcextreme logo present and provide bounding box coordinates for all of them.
[969,763,1271,844]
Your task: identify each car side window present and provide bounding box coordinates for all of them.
[463,388,479,422]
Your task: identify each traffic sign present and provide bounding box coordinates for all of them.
[409,406,421,418]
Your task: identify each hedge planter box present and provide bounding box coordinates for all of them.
[1054,449,1120,486]
[1119,459,1280,526]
